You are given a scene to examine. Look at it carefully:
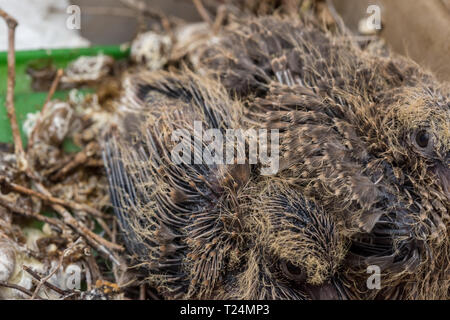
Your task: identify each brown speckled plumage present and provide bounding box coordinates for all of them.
[103,70,348,299]
[198,16,450,299]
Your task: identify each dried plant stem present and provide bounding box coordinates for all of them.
[52,203,121,252]
[0,176,114,240]
[139,283,146,300]
[0,9,28,172]
[62,292,80,300]
[30,251,64,299]
[23,265,68,297]
[42,69,64,116]
[42,183,122,264]
[0,176,106,219]
[0,194,66,231]
[0,281,43,299]
[193,0,212,25]
[50,143,99,181]
[37,192,123,253]
[212,5,227,35]
[84,256,102,290]
[1,170,122,265]
[1,179,123,261]
[28,69,64,150]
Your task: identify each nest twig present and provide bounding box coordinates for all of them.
[0,9,27,172]
[193,0,213,25]
[23,265,72,297]
[0,281,43,299]
[28,69,64,151]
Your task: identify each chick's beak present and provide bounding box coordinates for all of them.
[304,278,347,300]
[433,162,450,200]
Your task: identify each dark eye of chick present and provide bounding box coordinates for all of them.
[280,261,307,282]
[416,130,430,148]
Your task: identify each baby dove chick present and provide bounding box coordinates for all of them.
[102,71,346,299]
[198,16,449,299]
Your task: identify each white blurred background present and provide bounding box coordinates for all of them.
[0,0,89,50]
[0,0,200,51]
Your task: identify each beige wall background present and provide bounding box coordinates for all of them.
[333,0,450,82]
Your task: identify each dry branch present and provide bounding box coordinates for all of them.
[50,142,99,182]
[193,0,213,25]
[0,9,28,172]
[23,265,69,297]
[0,175,106,219]
[0,175,114,240]
[28,69,64,150]
[29,252,64,299]
[0,193,66,231]
[0,280,43,299]
[0,179,123,264]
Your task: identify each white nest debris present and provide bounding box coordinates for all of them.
[131,31,172,71]
[24,101,74,146]
[0,240,15,283]
[0,229,49,299]
[23,112,41,139]
[62,54,114,84]
[0,227,84,299]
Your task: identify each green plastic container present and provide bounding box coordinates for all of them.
[0,46,129,148]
